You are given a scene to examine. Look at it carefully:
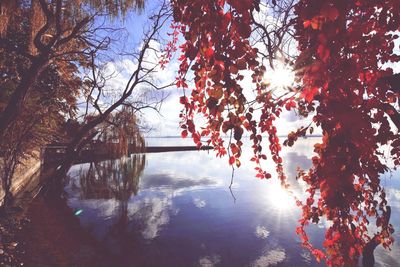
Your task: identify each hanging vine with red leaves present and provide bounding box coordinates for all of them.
[294,0,399,265]
[171,0,290,182]
[167,0,400,266]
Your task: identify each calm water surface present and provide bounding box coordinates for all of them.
[33,138,400,266]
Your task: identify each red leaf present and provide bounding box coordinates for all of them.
[311,16,322,30]
[229,156,235,165]
[312,250,325,263]
[236,58,247,70]
[180,96,188,104]
[285,100,296,111]
[193,133,200,143]
[204,47,214,59]
[303,20,311,28]
[301,87,319,103]
[181,130,188,138]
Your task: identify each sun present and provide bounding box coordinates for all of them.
[263,62,295,89]
[267,182,296,211]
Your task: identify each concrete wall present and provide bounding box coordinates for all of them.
[0,150,41,206]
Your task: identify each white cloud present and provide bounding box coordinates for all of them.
[386,188,400,208]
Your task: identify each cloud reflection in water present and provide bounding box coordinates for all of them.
[251,248,286,267]
[61,138,400,266]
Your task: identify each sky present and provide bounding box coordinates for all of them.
[87,0,400,138]
[89,0,313,138]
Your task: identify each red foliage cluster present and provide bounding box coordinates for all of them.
[294,0,399,265]
[168,0,400,265]
[160,23,181,69]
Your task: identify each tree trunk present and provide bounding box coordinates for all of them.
[57,82,136,174]
[3,187,13,207]
[1,157,15,208]
[362,206,391,267]
[0,55,48,135]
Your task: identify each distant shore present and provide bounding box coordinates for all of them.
[145,146,213,153]
[144,135,323,138]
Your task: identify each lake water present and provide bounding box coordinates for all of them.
[27,137,400,266]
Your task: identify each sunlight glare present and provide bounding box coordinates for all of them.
[268,182,296,211]
[263,63,295,89]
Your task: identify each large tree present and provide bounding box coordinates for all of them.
[0,0,165,206]
[0,0,146,135]
[168,0,400,266]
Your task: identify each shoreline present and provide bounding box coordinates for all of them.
[144,145,213,153]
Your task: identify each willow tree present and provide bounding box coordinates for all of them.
[167,0,400,266]
[96,107,146,156]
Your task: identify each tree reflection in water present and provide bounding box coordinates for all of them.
[74,155,147,258]
[78,155,146,201]
[21,155,146,266]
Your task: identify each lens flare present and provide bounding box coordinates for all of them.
[263,63,295,89]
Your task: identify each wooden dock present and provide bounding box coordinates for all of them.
[42,144,213,165]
